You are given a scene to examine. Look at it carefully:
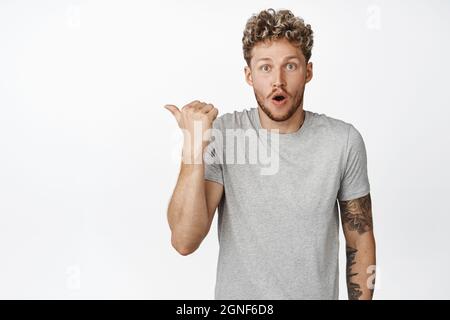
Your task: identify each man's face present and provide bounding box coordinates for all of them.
[245,38,313,122]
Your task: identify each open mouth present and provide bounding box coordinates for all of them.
[273,95,286,102]
[271,93,288,105]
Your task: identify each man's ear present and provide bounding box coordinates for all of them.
[305,61,313,83]
[244,66,253,86]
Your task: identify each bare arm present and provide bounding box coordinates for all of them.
[339,193,376,300]
[167,163,223,255]
[165,101,223,256]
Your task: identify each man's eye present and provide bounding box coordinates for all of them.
[261,65,270,72]
[286,63,297,71]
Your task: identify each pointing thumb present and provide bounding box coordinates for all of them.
[164,104,181,123]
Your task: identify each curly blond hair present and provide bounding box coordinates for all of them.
[242,8,314,66]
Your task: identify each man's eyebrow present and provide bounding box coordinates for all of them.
[255,55,301,63]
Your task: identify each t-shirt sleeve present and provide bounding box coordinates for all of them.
[337,124,370,201]
[204,120,224,185]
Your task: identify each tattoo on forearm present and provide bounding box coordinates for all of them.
[368,269,375,299]
[346,245,363,300]
[339,193,373,234]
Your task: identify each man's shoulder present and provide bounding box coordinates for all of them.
[309,110,351,128]
[212,107,255,130]
[308,110,357,138]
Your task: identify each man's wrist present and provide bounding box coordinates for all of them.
[181,147,206,164]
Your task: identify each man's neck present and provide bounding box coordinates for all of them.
[257,106,305,134]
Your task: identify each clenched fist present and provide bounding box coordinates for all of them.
[165,100,219,164]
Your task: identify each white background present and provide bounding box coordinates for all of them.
[1,0,449,299]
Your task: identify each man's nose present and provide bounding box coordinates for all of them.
[272,68,286,88]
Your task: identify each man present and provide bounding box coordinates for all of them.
[165,8,376,300]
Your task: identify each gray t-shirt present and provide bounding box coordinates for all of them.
[204,107,370,300]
